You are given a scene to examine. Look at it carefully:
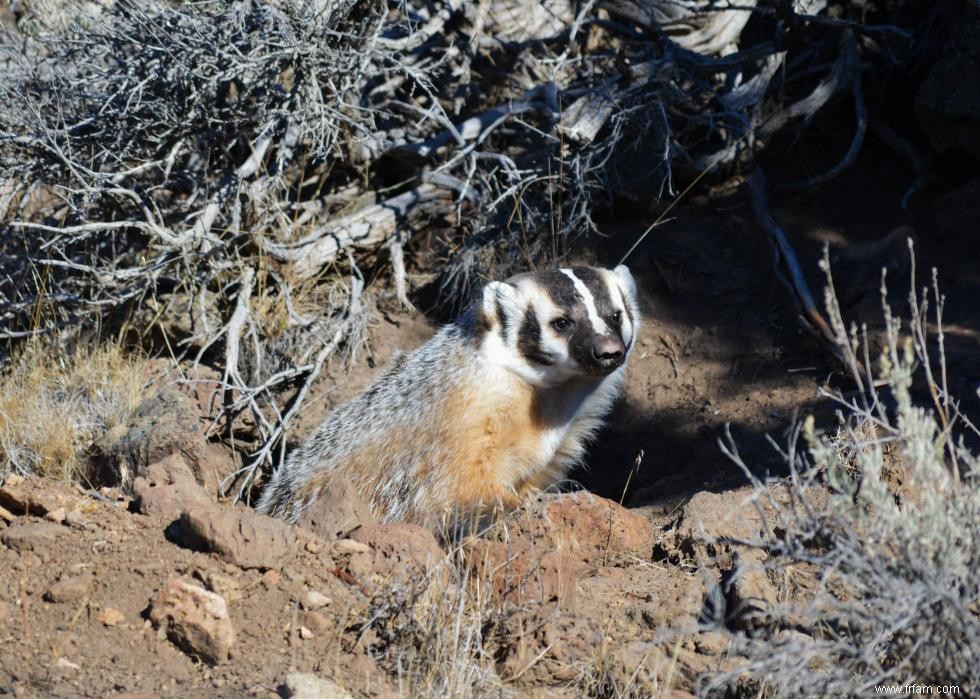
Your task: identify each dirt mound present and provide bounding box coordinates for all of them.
[0,469,770,697]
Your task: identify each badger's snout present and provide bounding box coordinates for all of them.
[582,334,627,374]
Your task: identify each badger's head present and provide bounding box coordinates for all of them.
[475,265,640,387]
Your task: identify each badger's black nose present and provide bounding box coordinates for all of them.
[592,345,624,361]
[590,335,626,372]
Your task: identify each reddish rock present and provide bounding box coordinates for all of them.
[98,607,125,626]
[296,477,377,540]
[44,573,95,603]
[506,492,652,565]
[92,388,227,491]
[654,488,765,567]
[143,359,255,437]
[0,477,78,518]
[180,503,296,570]
[148,577,235,664]
[0,520,69,551]
[346,523,443,586]
[465,538,579,609]
[497,605,603,685]
[133,454,210,521]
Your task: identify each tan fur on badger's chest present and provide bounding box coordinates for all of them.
[437,371,552,511]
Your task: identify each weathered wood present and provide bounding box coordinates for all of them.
[260,184,450,280]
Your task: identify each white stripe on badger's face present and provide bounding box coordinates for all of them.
[560,268,605,334]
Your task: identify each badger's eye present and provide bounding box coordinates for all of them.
[551,317,572,332]
[609,311,623,324]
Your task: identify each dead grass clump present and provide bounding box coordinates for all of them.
[347,540,639,698]
[0,340,143,484]
[709,249,980,695]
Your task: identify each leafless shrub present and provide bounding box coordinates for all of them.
[706,246,980,695]
[0,0,922,494]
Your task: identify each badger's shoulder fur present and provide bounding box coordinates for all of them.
[257,264,641,528]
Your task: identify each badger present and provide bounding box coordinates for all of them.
[257,265,640,528]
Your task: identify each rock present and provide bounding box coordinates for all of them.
[725,553,777,631]
[179,503,296,570]
[148,577,236,664]
[333,539,371,555]
[653,488,765,567]
[283,672,353,699]
[297,609,334,637]
[0,521,69,551]
[63,510,88,530]
[505,492,652,565]
[346,523,443,586]
[143,359,255,436]
[44,574,94,603]
[303,590,331,609]
[98,607,125,626]
[194,570,243,604]
[133,454,211,521]
[630,573,707,634]
[54,657,81,671]
[0,477,78,518]
[296,477,377,540]
[91,388,215,491]
[497,605,603,685]
[43,508,66,524]
[461,492,649,608]
[915,6,980,161]
[465,538,579,609]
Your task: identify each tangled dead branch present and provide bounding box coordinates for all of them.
[0,0,923,496]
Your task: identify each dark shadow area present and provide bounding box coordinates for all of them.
[569,135,979,507]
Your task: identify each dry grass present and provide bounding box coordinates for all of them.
[0,339,143,484]
[348,509,687,698]
[708,249,980,695]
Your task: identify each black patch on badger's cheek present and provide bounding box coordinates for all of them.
[568,325,594,367]
[495,297,510,343]
[517,306,554,365]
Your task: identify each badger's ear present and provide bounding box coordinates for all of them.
[482,280,519,314]
[481,280,521,336]
[613,264,637,302]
